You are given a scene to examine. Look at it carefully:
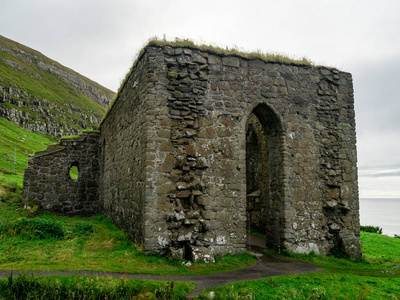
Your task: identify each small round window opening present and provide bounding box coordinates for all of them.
[69,165,79,181]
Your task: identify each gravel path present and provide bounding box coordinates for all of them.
[0,235,320,298]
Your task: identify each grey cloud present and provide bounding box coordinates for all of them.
[1,0,400,198]
[358,163,400,171]
[362,171,400,178]
[352,56,400,134]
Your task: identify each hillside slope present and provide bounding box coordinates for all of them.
[0,35,115,137]
[0,117,56,179]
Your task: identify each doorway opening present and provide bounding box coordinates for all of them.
[246,104,284,249]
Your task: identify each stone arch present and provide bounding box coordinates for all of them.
[245,103,286,250]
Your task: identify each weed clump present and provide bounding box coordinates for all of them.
[360,225,383,234]
[0,217,98,240]
[0,217,65,240]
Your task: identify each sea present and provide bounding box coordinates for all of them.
[359,198,400,237]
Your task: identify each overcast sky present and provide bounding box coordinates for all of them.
[1,0,399,198]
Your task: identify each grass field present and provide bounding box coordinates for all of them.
[196,233,400,299]
[197,273,400,299]
[1,174,399,300]
[2,189,399,300]
[0,172,256,278]
[0,119,399,299]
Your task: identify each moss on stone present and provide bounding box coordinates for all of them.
[25,199,40,218]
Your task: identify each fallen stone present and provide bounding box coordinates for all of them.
[187,245,215,263]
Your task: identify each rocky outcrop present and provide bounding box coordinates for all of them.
[36,61,112,107]
[0,84,101,137]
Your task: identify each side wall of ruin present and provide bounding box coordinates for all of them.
[98,50,155,249]
[22,131,100,215]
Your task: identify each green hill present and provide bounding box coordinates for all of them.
[0,117,57,181]
[0,35,115,137]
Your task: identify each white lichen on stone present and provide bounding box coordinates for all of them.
[292,243,320,255]
[157,235,168,247]
[216,235,227,245]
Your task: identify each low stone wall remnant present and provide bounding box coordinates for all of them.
[23,131,100,215]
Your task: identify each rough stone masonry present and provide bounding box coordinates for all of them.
[23,43,362,261]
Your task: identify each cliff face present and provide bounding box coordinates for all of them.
[0,35,115,137]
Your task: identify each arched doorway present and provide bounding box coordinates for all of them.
[246,103,284,249]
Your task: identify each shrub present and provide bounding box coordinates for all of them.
[360,225,382,234]
[0,217,65,240]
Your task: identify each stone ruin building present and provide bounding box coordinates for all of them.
[23,43,362,261]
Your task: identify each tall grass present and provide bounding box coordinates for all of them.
[0,273,194,300]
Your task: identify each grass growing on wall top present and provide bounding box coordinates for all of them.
[147,37,314,66]
[59,135,81,141]
[126,36,314,95]
[60,129,100,141]
[105,36,315,123]
[80,129,100,134]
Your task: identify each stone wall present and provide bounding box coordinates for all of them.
[119,45,361,258]
[22,131,100,215]
[99,49,153,249]
[22,43,362,260]
[0,86,103,137]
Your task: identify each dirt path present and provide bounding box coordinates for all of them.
[0,235,320,298]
